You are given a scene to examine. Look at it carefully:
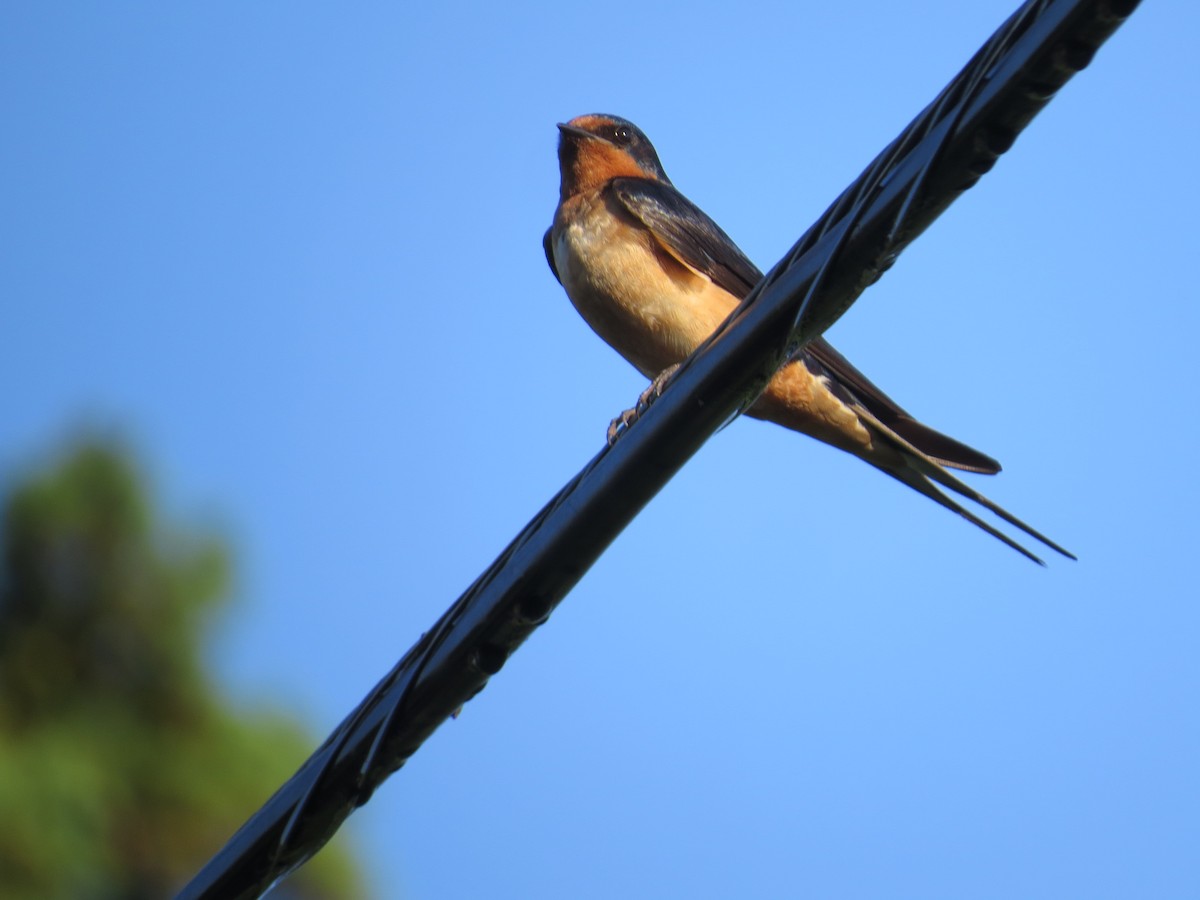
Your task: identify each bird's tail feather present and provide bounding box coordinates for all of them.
[860,412,1075,564]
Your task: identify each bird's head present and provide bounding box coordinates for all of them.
[555,114,670,199]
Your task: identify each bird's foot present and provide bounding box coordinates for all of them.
[606,408,638,445]
[606,364,681,446]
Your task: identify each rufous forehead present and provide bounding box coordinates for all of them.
[566,114,615,132]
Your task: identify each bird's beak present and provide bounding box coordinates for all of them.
[556,122,597,141]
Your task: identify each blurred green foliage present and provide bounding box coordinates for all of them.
[0,440,368,899]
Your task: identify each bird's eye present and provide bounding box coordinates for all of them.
[613,125,633,145]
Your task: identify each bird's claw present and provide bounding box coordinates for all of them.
[606,408,638,445]
[605,364,681,446]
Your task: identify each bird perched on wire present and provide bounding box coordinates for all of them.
[544,113,1072,565]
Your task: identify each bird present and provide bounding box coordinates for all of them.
[544,113,1072,565]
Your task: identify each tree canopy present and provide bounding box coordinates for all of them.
[0,440,367,899]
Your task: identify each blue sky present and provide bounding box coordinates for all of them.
[2,2,1197,897]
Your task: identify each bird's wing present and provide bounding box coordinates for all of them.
[804,340,1001,475]
[609,176,1001,474]
[610,177,762,299]
[543,228,561,284]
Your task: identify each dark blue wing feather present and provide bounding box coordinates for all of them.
[608,177,1001,474]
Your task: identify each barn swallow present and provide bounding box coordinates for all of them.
[545,113,1073,565]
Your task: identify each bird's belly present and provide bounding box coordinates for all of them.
[553,202,736,379]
